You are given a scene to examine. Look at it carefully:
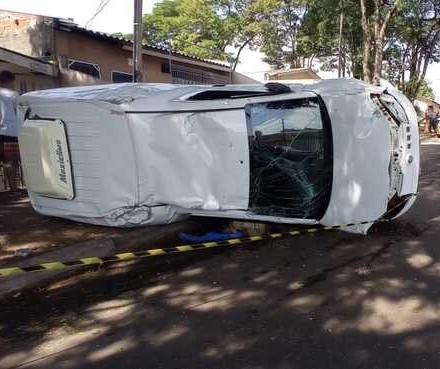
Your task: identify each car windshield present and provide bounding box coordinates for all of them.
[246,97,333,219]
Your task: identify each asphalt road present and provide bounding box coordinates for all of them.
[1,141,440,369]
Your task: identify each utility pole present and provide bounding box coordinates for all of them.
[133,0,143,82]
[168,38,172,80]
[337,0,344,78]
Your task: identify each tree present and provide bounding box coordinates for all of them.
[142,0,260,68]
[138,0,438,99]
[249,0,307,68]
[142,0,180,49]
[418,79,435,99]
[359,0,401,84]
[250,0,366,77]
[212,0,262,70]
[143,0,232,61]
[294,0,339,70]
[384,0,440,100]
[296,0,364,78]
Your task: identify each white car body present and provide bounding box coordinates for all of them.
[17,79,419,233]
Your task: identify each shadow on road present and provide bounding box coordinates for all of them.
[0,145,439,369]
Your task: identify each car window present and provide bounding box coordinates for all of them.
[246,97,332,219]
[247,99,322,134]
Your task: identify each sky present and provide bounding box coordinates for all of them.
[0,0,439,99]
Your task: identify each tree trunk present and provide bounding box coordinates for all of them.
[412,32,439,100]
[373,37,384,85]
[232,39,251,71]
[361,0,400,84]
[372,1,398,85]
[360,0,372,83]
[338,0,344,78]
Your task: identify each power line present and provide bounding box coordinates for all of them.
[85,0,111,28]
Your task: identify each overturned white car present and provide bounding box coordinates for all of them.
[17,79,419,233]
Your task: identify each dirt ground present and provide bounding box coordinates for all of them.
[0,195,134,262]
[0,194,228,268]
[0,141,439,369]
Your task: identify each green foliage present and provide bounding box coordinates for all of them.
[112,32,133,39]
[248,0,306,68]
[142,0,363,71]
[143,0,229,60]
[142,0,260,63]
[245,0,364,74]
[383,0,439,100]
[140,0,439,87]
[296,0,363,77]
[418,79,435,100]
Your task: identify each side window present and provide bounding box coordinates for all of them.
[112,71,133,83]
[247,98,325,154]
[68,59,101,79]
[246,98,332,219]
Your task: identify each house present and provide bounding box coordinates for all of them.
[265,67,321,84]
[0,46,58,93]
[414,95,440,115]
[0,10,252,92]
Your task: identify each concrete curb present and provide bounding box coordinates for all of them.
[0,238,116,297]
[0,218,227,298]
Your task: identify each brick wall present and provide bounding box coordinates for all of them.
[0,11,53,57]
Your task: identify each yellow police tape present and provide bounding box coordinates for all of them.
[0,221,375,277]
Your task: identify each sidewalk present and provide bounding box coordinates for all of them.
[0,193,138,263]
[0,193,228,296]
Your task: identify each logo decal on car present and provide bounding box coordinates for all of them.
[55,139,67,184]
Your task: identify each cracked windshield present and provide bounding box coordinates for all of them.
[247,97,332,219]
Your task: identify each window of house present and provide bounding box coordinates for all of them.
[19,80,28,94]
[68,59,101,79]
[112,71,133,83]
[171,66,229,85]
[161,63,170,74]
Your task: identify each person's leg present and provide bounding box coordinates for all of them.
[3,161,18,191]
[429,120,435,133]
[424,117,429,133]
[3,138,20,192]
[0,138,5,190]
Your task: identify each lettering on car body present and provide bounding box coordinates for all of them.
[55,139,67,184]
